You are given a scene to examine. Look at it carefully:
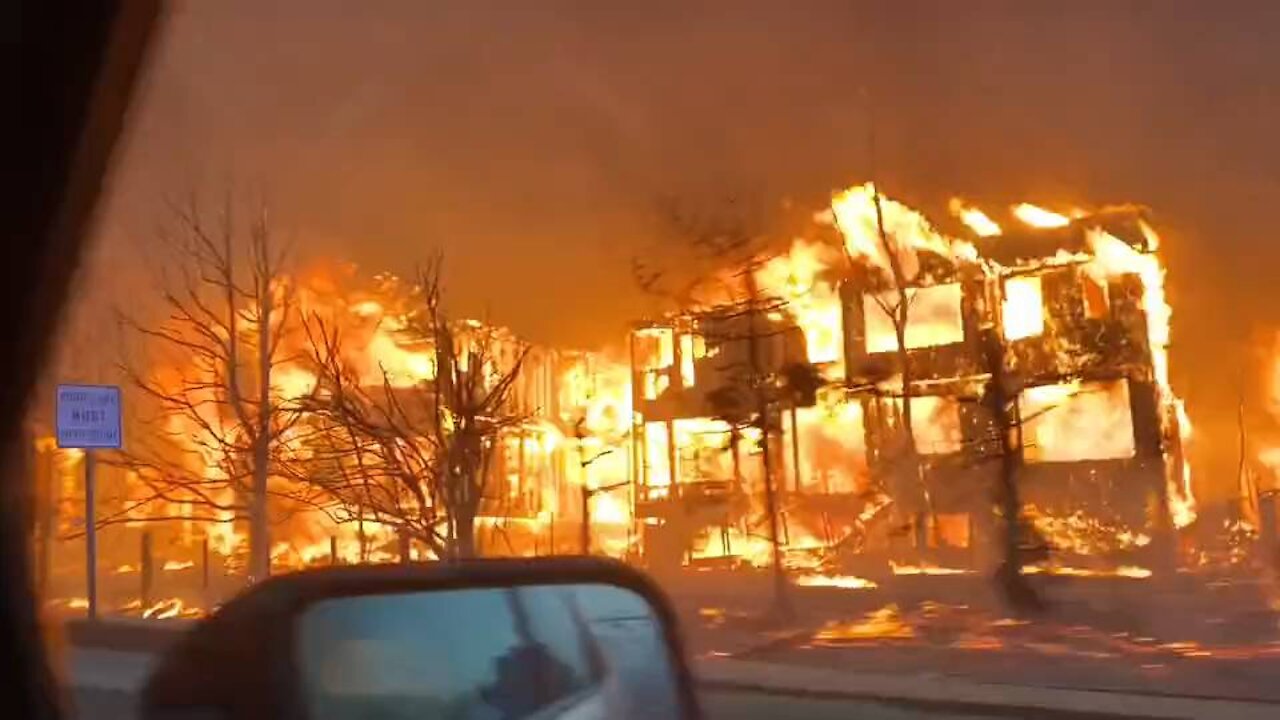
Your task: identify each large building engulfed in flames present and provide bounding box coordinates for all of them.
[626,185,1193,571]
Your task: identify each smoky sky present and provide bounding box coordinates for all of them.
[85,0,1280,489]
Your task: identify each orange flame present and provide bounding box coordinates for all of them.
[1083,226,1195,527]
[1012,203,1071,228]
[949,198,1002,237]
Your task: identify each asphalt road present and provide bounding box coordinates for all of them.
[65,647,1275,720]
[702,690,1003,719]
[70,644,1280,720]
[64,648,992,720]
[70,687,997,720]
[71,688,136,720]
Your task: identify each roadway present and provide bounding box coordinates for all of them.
[63,646,1280,720]
[64,648,1000,720]
[702,691,1001,719]
[71,687,998,720]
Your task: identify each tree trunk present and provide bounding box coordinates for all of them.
[745,270,790,619]
[452,468,479,561]
[580,484,591,555]
[894,295,914,451]
[455,511,477,560]
[249,281,273,583]
[980,328,1041,613]
[871,186,928,553]
[248,436,270,581]
[451,429,485,561]
[895,307,929,555]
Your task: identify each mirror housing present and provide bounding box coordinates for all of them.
[140,557,700,720]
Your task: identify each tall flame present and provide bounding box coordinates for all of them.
[1084,225,1195,527]
[754,240,845,367]
[828,183,977,277]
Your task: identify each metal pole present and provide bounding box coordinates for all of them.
[85,450,97,620]
[330,536,339,566]
[38,445,55,601]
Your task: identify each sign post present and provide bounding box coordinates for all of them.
[56,384,122,621]
[85,451,97,619]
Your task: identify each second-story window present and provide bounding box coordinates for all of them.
[1003,275,1045,340]
[863,283,965,353]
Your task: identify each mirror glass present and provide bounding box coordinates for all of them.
[296,583,684,720]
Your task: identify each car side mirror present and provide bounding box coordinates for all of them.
[140,557,700,720]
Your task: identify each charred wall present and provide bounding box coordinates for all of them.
[839,217,1173,531]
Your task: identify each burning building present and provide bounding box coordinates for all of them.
[31,182,1201,620]
[628,184,1194,573]
[29,257,638,616]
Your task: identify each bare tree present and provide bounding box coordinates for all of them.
[845,97,935,549]
[830,185,938,555]
[858,97,924,468]
[295,258,529,561]
[115,195,305,582]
